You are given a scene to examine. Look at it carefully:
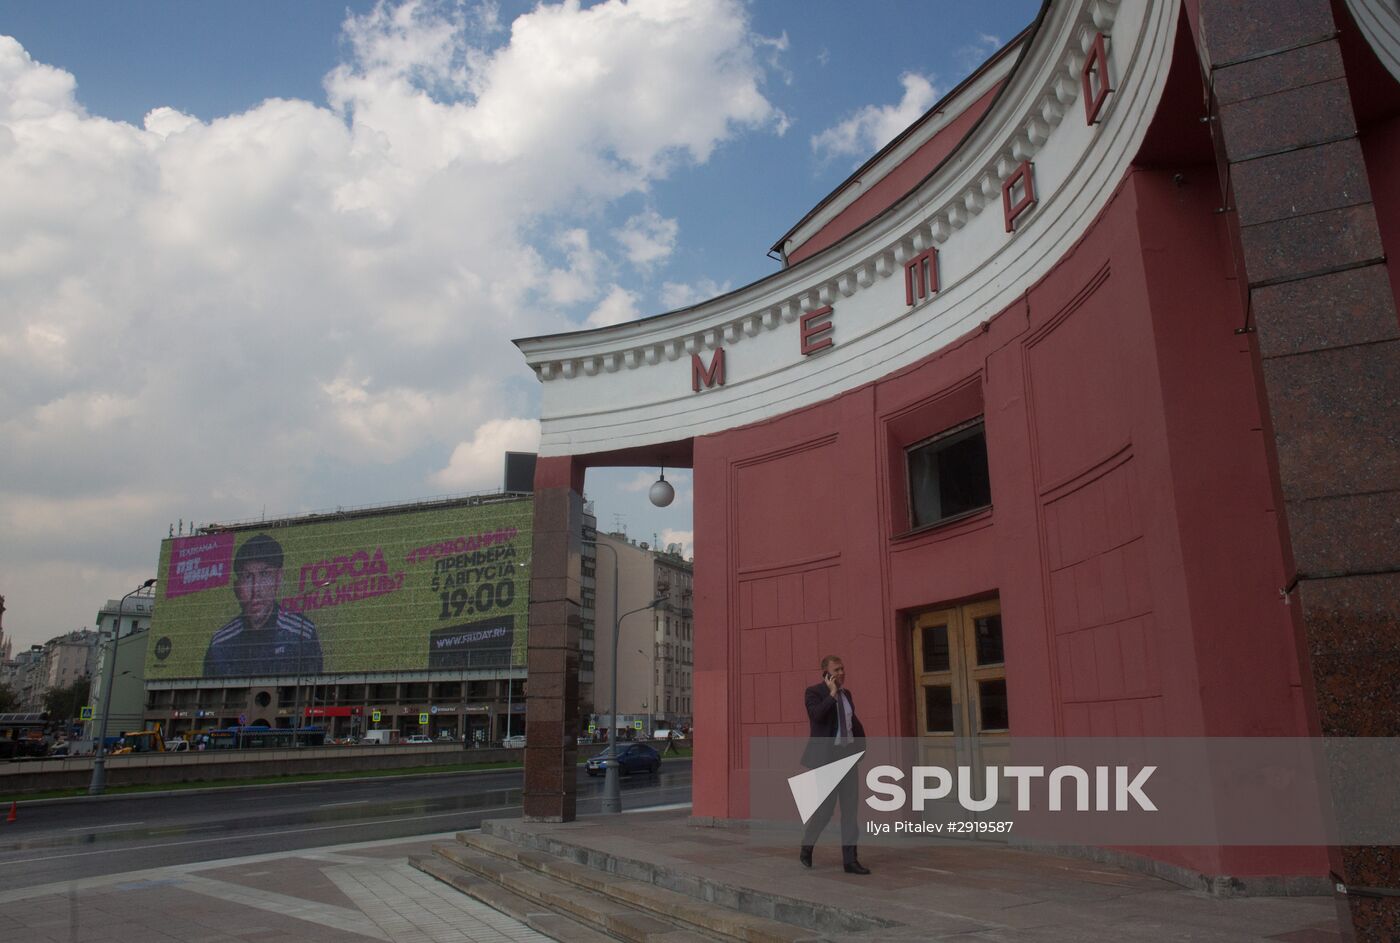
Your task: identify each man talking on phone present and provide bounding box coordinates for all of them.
[799,655,870,874]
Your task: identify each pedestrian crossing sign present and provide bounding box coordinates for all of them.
[80,706,94,720]
[632,720,643,730]
[371,710,382,722]
[419,712,429,725]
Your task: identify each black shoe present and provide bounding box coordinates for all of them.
[799,846,813,869]
[844,861,871,875]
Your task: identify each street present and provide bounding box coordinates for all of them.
[0,759,692,891]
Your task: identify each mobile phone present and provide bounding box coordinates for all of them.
[823,671,832,681]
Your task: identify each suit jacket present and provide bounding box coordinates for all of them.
[801,681,866,768]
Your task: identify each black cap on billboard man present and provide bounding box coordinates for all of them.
[204,534,321,678]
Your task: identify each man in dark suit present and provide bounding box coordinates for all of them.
[799,655,870,874]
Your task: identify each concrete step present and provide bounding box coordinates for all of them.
[457,833,817,943]
[417,843,724,943]
[481,820,890,938]
[411,853,617,943]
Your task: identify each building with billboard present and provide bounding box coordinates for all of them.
[143,492,587,742]
[512,0,1399,933]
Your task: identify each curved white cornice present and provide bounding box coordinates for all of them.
[778,40,1025,261]
[1346,0,1400,83]
[516,0,1178,459]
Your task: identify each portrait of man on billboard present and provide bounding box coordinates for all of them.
[204,533,321,677]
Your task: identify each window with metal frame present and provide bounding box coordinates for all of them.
[905,418,992,528]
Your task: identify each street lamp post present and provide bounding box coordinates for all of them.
[509,649,520,738]
[588,536,665,813]
[89,578,156,796]
[292,577,332,746]
[603,597,665,811]
[460,660,470,749]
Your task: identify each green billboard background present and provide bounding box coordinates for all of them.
[146,499,533,678]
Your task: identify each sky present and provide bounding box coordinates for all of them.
[0,0,1040,653]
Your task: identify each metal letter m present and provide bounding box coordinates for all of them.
[691,348,725,392]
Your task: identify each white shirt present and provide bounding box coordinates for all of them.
[833,689,854,745]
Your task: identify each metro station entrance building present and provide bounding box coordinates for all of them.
[514,0,1400,927]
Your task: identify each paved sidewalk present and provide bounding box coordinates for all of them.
[484,812,1345,942]
[0,833,554,943]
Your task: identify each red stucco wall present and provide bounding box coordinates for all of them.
[692,165,1324,878]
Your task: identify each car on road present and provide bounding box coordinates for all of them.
[502,734,526,749]
[404,735,434,744]
[586,743,660,777]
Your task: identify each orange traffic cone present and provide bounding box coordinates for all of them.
[5,802,15,823]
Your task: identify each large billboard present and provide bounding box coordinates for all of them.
[146,499,533,679]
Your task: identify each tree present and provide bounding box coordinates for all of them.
[0,683,18,713]
[43,677,91,722]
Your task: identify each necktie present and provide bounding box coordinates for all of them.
[836,691,848,743]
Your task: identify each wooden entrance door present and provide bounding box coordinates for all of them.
[912,598,1008,739]
[911,599,1009,804]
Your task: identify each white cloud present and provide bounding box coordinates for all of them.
[660,277,731,310]
[0,0,783,648]
[660,528,694,560]
[614,209,679,267]
[810,72,938,162]
[547,228,609,305]
[585,285,641,328]
[430,418,541,491]
[955,33,1003,75]
[755,31,794,91]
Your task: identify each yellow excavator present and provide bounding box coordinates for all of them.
[111,723,167,754]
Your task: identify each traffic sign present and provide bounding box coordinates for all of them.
[587,723,596,733]
[632,720,643,730]
[79,706,94,720]
[371,710,382,722]
[418,712,429,725]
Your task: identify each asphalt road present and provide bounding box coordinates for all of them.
[0,759,692,892]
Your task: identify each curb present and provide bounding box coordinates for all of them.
[7,763,520,807]
[6,757,693,808]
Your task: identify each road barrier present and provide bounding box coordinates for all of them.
[0,738,690,795]
[1,743,515,794]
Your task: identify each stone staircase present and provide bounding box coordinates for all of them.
[411,823,883,943]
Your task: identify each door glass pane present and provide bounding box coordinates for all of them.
[923,685,954,733]
[973,615,1004,666]
[921,624,950,673]
[978,679,1009,731]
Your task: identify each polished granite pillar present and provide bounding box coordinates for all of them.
[1198,2,1400,938]
[522,455,584,822]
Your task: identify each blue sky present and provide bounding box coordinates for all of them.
[0,0,1038,651]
